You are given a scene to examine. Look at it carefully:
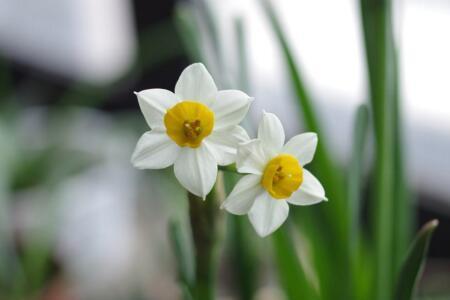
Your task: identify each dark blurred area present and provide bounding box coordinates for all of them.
[2,0,188,111]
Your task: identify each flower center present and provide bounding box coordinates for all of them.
[164,101,214,148]
[261,154,303,199]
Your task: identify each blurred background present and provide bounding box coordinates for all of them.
[0,0,449,299]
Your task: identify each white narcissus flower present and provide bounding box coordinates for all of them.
[131,63,252,199]
[222,112,327,237]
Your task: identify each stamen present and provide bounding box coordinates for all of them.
[183,120,203,139]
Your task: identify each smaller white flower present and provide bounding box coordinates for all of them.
[131,63,252,199]
[222,112,327,237]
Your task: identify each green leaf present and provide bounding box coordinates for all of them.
[21,237,52,293]
[223,172,259,300]
[348,105,369,254]
[235,17,249,92]
[391,45,412,272]
[347,105,369,297]
[259,0,347,243]
[260,1,350,298]
[174,3,203,62]
[359,0,398,298]
[272,226,319,300]
[395,220,439,300]
[196,0,224,72]
[168,219,195,295]
[229,217,258,300]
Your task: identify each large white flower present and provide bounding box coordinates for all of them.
[222,112,327,237]
[131,63,252,199]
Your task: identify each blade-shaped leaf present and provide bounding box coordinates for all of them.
[196,0,223,71]
[259,0,347,244]
[169,219,195,298]
[347,105,369,298]
[348,104,369,254]
[395,219,438,300]
[391,44,412,272]
[359,0,397,298]
[260,1,350,298]
[272,225,319,300]
[174,3,203,62]
[223,170,259,300]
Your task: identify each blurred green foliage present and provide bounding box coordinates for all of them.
[172,1,440,300]
[0,0,444,299]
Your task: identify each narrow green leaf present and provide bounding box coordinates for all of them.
[391,44,412,272]
[260,1,350,298]
[221,19,259,300]
[180,284,194,300]
[223,172,259,300]
[229,216,258,300]
[0,123,23,298]
[235,17,249,92]
[233,15,256,138]
[395,220,439,300]
[196,0,224,71]
[21,238,52,293]
[348,105,369,252]
[359,0,397,298]
[259,0,347,242]
[272,226,318,300]
[291,209,348,300]
[137,20,186,69]
[169,219,195,294]
[174,3,203,62]
[347,105,369,297]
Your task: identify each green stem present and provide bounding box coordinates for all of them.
[188,174,225,300]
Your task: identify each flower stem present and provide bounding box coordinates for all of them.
[188,173,225,300]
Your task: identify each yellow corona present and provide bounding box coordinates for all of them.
[164,101,215,148]
[261,154,303,199]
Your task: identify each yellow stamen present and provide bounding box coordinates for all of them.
[261,154,303,199]
[164,101,214,148]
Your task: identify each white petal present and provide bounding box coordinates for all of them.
[174,63,217,106]
[282,133,318,166]
[204,126,249,165]
[131,130,180,169]
[135,89,180,129]
[211,90,253,129]
[287,169,327,205]
[174,146,218,199]
[236,139,270,175]
[248,193,289,237]
[221,175,263,215]
[258,112,285,152]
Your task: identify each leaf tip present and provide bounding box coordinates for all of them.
[423,219,439,233]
